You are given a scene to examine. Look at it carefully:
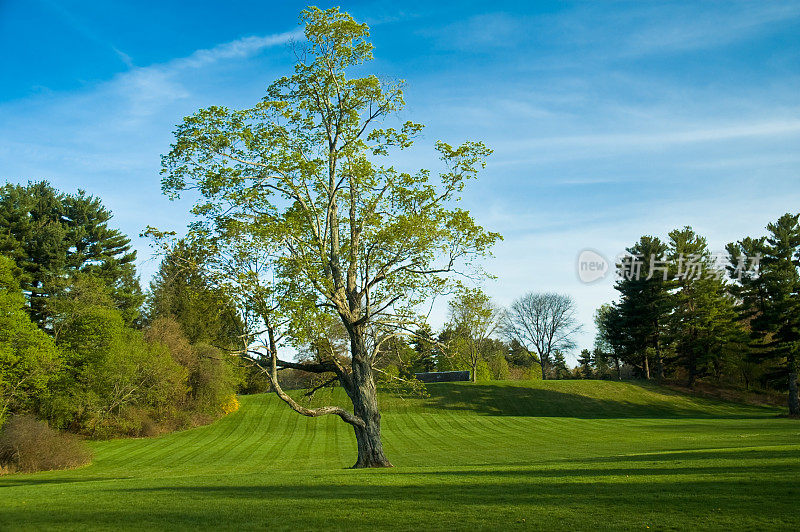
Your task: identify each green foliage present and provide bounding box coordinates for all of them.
[145,241,243,349]
[666,227,744,386]
[45,302,188,436]
[0,257,61,422]
[727,213,800,414]
[552,351,570,379]
[158,7,500,426]
[410,325,437,373]
[611,236,671,378]
[0,182,142,327]
[445,288,499,382]
[487,350,510,380]
[578,349,593,379]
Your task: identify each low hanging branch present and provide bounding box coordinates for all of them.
[160,7,500,468]
[239,328,365,429]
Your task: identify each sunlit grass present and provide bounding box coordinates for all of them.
[2,380,798,529]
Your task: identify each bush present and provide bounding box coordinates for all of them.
[488,355,510,380]
[0,415,91,474]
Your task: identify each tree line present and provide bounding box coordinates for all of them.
[594,220,800,415]
[0,182,247,437]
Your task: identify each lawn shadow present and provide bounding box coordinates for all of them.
[419,382,779,419]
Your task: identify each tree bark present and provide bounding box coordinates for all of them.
[345,329,392,468]
[788,355,799,417]
[643,354,650,380]
[655,345,664,381]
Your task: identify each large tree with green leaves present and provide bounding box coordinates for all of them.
[611,236,670,379]
[444,288,500,382]
[727,213,800,415]
[160,7,499,467]
[666,227,743,387]
[0,181,142,327]
[0,256,61,424]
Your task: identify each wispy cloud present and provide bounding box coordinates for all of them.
[175,31,301,69]
[619,2,800,56]
[0,27,300,280]
[501,119,800,155]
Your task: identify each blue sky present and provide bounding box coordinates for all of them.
[2,1,799,360]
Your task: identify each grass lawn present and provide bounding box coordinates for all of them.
[1,380,799,530]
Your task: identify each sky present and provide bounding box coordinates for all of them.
[1,0,799,362]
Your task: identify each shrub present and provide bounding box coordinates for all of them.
[221,394,240,415]
[0,415,91,474]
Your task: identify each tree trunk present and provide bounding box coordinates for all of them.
[540,357,547,380]
[346,330,392,468]
[643,354,650,380]
[655,345,664,381]
[614,357,621,380]
[471,362,477,382]
[686,352,696,388]
[788,355,799,417]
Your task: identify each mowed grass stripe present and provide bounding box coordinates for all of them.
[2,380,797,530]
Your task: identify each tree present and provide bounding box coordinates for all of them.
[666,227,743,387]
[612,236,671,379]
[727,213,800,415]
[0,257,61,423]
[501,292,582,379]
[592,346,612,379]
[146,240,243,349]
[160,7,500,467]
[577,349,593,379]
[0,181,142,327]
[594,303,623,380]
[445,288,500,382]
[552,350,570,379]
[409,324,437,373]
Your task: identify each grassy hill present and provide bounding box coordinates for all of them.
[2,380,799,530]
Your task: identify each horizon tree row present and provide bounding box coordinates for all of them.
[0,181,245,435]
[595,216,800,415]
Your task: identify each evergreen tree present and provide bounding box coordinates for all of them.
[592,346,611,379]
[667,227,744,387]
[594,304,624,380]
[727,213,800,415]
[146,240,243,349]
[552,351,569,379]
[410,324,436,373]
[612,236,670,379]
[0,182,142,327]
[577,349,593,379]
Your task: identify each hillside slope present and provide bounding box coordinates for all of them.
[2,381,798,530]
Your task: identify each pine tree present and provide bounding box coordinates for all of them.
[594,304,623,380]
[146,240,242,349]
[410,324,436,373]
[667,227,744,387]
[728,213,800,415]
[0,182,142,328]
[577,349,593,379]
[612,236,671,379]
[552,351,569,379]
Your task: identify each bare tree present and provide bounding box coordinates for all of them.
[501,292,582,379]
